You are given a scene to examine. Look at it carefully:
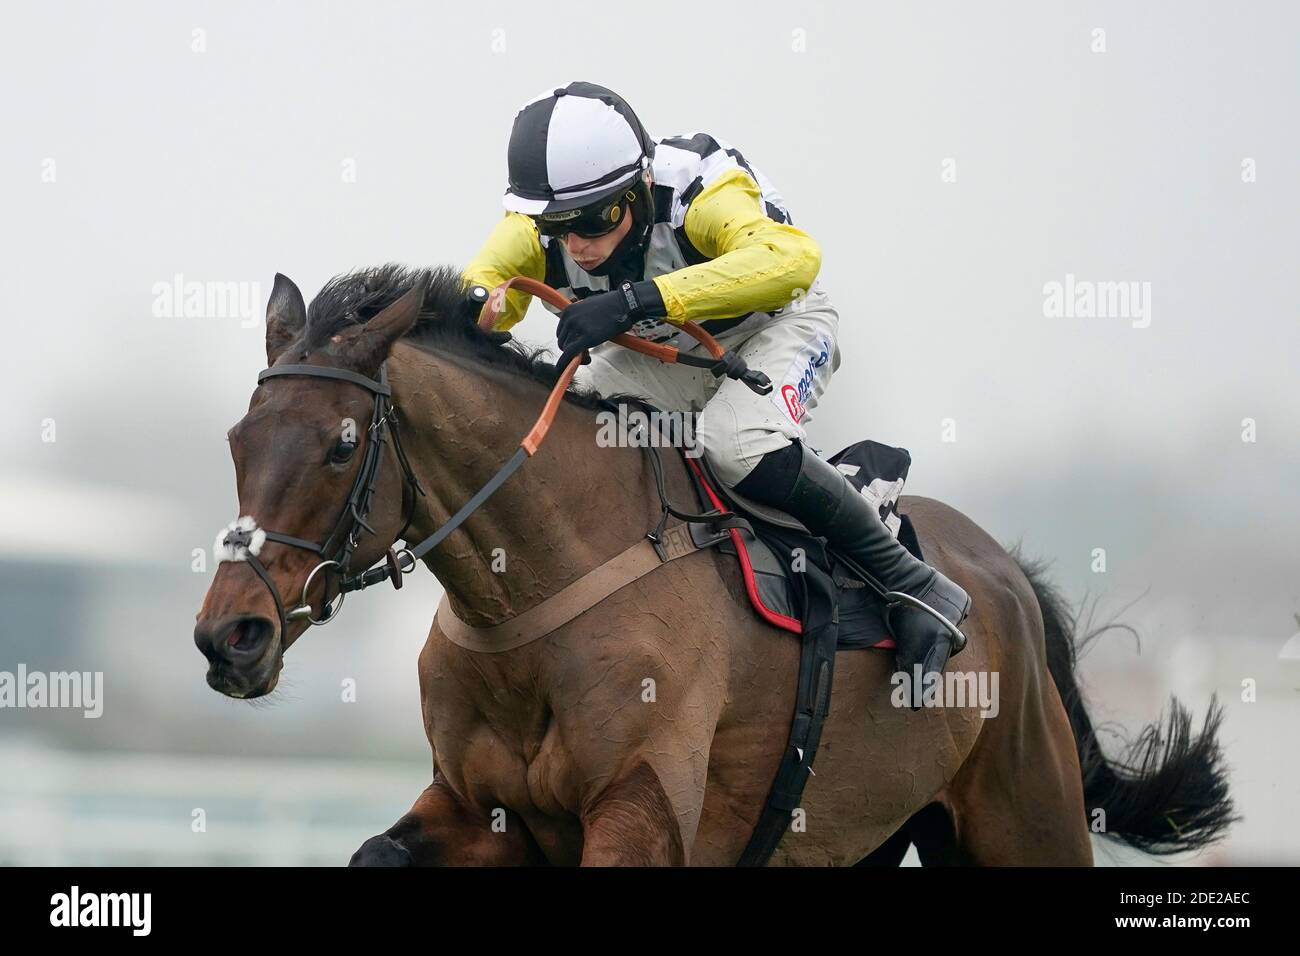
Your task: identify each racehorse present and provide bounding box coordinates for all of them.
[193,264,1235,865]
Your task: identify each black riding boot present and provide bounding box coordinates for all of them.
[735,442,971,702]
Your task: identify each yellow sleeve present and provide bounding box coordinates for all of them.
[461,212,546,331]
[651,169,821,323]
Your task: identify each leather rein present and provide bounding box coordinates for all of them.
[217,277,772,635]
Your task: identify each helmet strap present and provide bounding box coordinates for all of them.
[581,174,654,281]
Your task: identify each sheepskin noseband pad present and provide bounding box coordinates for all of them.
[214,516,267,563]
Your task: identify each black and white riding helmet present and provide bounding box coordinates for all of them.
[503,81,655,237]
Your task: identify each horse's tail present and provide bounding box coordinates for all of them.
[1015,555,1237,855]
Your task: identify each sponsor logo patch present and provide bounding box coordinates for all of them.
[773,335,831,424]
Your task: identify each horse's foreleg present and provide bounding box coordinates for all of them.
[579,761,689,866]
[350,775,544,866]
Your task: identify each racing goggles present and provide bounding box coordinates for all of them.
[533,193,630,239]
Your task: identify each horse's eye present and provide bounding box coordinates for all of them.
[330,440,357,464]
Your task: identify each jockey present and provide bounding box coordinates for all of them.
[462,81,970,684]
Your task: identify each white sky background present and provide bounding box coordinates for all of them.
[0,0,1296,863]
[3,0,1295,634]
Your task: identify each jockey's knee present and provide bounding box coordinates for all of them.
[695,405,793,489]
[699,446,750,489]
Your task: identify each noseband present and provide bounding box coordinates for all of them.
[217,363,424,634]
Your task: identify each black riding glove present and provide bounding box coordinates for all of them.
[555,280,665,368]
[459,284,512,345]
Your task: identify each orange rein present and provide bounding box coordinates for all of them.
[477,276,728,456]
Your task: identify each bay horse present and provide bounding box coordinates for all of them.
[193,264,1234,865]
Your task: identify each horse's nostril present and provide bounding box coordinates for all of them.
[226,617,273,655]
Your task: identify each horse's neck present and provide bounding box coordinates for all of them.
[389,343,670,627]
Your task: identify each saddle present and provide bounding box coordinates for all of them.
[685,438,927,651]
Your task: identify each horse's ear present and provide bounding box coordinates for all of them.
[347,276,427,371]
[265,273,306,364]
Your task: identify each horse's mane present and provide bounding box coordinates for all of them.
[302,263,608,410]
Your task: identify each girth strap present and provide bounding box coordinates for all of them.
[435,522,722,653]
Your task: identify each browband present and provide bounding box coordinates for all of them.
[258,364,392,396]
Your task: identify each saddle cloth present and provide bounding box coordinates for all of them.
[684,439,928,650]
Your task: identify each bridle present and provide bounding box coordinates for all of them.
[217,363,424,635]
[216,276,775,637]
